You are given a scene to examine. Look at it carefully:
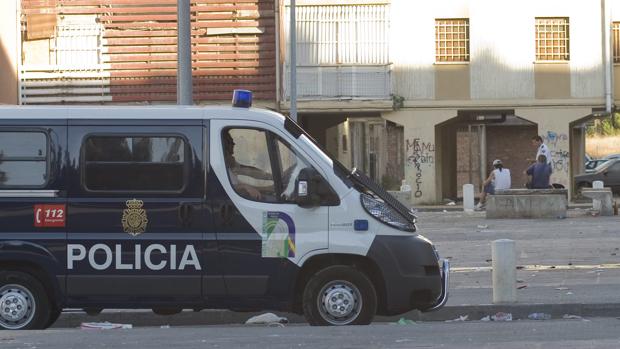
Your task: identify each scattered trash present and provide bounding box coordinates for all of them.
[516,279,525,283]
[80,322,133,330]
[395,317,415,325]
[443,210,448,213]
[477,224,489,229]
[160,325,170,329]
[528,313,551,320]
[562,314,583,320]
[516,265,524,270]
[549,266,556,269]
[446,201,456,206]
[485,259,492,263]
[566,292,574,295]
[568,262,573,266]
[517,284,528,289]
[491,312,512,322]
[445,315,468,322]
[555,287,569,291]
[245,313,288,325]
[480,315,491,322]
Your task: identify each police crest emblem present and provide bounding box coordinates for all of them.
[122,199,148,236]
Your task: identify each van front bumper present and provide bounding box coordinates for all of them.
[367,235,450,315]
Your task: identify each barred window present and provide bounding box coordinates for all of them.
[435,19,470,62]
[613,22,620,63]
[535,17,570,61]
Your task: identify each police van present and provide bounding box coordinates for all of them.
[0,91,448,329]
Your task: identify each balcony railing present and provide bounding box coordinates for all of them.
[283,64,392,100]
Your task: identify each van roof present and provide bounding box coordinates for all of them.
[0,105,285,122]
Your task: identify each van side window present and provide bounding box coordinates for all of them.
[275,137,314,203]
[83,136,186,192]
[224,129,276,202]
[0,131,48,187]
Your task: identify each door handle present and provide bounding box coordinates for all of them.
[178,203,193,228]
[220,203,234,226]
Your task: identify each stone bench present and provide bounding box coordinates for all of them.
[581,188,613,216]
[486,189,568,219]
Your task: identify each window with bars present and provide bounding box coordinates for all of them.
[435,18,470,63]
[535,17,570,61]
[613,22,620,63]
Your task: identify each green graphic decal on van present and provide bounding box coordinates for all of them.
[262,211,296,258]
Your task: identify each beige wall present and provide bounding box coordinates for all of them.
[515,107,592,197]
[534,64,571,99]
[383,109,455,204]
[0,0,18,104]
[391,0,605,102]
[435,64,470,100]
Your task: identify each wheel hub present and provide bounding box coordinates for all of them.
[317,280,362,325]
[1,293,28,321]
[323,287,355,317]
[0,285,35,329]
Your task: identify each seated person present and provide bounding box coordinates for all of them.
[525,154,552,189]
[475,159,511,210]
[223,132,273,200]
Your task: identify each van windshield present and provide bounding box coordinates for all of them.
[283,117,415,222]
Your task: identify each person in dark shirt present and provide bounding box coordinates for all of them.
[525,154,552,189]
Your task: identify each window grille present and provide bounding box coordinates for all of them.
[435,18,470,62]
[535,17,570,61]
[613,22,620,63]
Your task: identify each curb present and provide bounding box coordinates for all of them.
[51,303,620,328]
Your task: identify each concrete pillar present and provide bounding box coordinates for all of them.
[492,239,516,303]
[593,181,604,211]
[0,0,19,104]
[463,184,474,211]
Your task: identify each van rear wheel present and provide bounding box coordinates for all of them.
[302,265,376,326]
[0,271,51,330]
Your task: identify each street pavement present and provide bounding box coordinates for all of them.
[10,319,620,348]
[52,208,620,327]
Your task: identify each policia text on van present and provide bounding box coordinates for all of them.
[0,91,448,329]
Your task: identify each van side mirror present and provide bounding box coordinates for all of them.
[296,166,346,208]
[295,168,322,208]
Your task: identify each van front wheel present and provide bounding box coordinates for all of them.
[0,271,51,330]
[302,266,376,326]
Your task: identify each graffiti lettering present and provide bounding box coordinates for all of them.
[405,138,436,198]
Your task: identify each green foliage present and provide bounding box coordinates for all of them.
[586,113,620,137]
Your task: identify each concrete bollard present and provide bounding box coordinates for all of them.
[463,184,474,212]
[492,239,517,303]
[593,181,604,211]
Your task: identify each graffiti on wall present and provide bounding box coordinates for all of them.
[542,131,570,186]
[405,138,435,198]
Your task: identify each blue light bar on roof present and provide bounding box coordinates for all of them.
[232,89,252,108]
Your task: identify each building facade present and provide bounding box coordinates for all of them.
[284,0,620,203]
[3,0,620,203]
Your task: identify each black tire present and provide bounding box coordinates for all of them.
[0,271,52,330]
[302,265,377,326]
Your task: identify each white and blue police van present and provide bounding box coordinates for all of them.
[0,91,448,329]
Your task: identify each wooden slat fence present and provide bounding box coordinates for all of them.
[20,0,276,104]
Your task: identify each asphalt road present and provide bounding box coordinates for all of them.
[4,319,620,349]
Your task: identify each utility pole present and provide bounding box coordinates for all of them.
[177,0,192,105]
[290,0,297,121]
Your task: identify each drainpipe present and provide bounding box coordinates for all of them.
[603,0,613,114]
[275,0,281,110]
[177,0,192,105]
[16,0,22,105]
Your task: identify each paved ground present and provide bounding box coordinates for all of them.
[8,319,620,349]
[52,208,620,327]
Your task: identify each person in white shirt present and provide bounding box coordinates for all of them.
[529,135,552,170]
[475,159,511,210]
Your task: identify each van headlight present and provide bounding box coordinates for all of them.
[360,193,416,232]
